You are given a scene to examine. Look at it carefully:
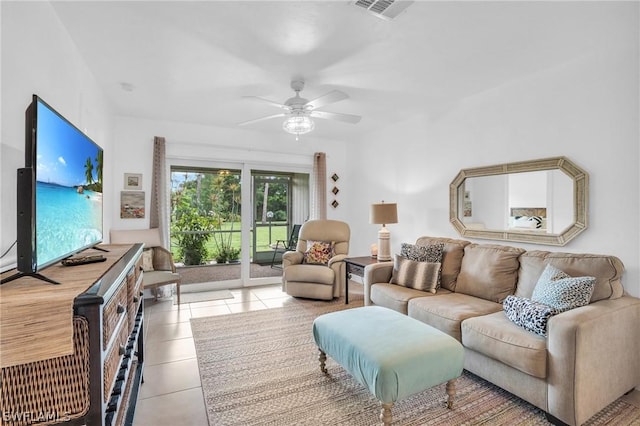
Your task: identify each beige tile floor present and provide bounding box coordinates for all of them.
[133,283,305,426]
[133,282,640,425]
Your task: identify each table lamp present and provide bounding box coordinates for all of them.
[370,202,398,262]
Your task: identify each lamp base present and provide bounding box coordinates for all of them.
[377,226,392,262]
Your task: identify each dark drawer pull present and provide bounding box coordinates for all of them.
[133,296,139,303]
[116,304,125,314]
[118,345,125,356]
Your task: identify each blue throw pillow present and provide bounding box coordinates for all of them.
[531,264,596,313]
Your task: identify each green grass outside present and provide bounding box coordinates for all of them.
[170,222,289,262]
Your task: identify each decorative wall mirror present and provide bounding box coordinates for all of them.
[450,157,588,246]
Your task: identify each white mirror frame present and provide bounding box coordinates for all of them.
[450,156,588,246]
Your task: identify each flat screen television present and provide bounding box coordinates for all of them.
[2,95,104,284]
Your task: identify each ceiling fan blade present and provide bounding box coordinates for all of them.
[305,90,349,110]
[310,110,362,124]
[242,96,289,110]
[238,113,286,126]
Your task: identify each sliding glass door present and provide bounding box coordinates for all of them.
[169,163,309,285]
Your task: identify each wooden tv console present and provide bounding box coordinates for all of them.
[0,244,145,426]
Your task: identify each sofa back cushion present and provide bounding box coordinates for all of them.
[455,244,525,303]
[414,237,470,291]
[515,251,625,302]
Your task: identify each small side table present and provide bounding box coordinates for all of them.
[344,256,389,304]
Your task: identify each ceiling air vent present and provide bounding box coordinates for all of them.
[353,0,413,20]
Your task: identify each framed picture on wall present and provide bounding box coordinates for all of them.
[120,191,145,219]
[124,173,142,190]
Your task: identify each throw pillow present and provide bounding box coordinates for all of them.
[400,242,445,287]
[503,295,558,337]
[141,248,154,272]
[531,263,596,313]
[400,242,444,262]
[390,254,441,293]
[303,241,334,265]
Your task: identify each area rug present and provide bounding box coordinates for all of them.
[190,295,640,425]
[174,289,234,305]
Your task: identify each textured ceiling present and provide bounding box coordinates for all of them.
[50,1,623,141]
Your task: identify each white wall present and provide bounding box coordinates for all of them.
[1,1,113,270]
[347,19,640,297]
[109,116,350,232]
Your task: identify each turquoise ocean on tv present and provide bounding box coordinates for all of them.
[36,181,103,266]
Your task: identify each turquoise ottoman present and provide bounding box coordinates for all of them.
[312,306,464,425]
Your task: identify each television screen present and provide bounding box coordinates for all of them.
[17,95,103,275]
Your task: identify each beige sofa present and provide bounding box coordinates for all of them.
[363,236,640,426]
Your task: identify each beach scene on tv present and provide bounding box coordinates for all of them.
[35,101,103,266]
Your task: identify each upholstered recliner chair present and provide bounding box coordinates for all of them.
[282,220,350,300]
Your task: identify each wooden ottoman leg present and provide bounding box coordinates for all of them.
[446,378,457,409]
[380,402,393,426]
[318,349,328,374]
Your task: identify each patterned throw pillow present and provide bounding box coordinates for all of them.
[400,242,445,288]
[531,264,596,313]
[400,242,444,262]
[303,241,335,265]
[390,254,441,293]
[503,295,558,337]
[141,248,154,272]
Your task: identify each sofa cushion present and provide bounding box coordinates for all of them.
[303,240,334,265]
[370,283,450,315]
[408,293,502,341]
[390,255,440,293]
[110,228,163,247]
[503,295,558,337]
[515,251,625,302]
[462,311,548,379]
[141,248,155,271]
[283,264,334,285]
[455,244,525,303]
[414,237,470,291]
[531,264,595,313]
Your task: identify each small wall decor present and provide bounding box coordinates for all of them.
[120,191,145,219]
[124,173,142,190]
[330,173,340,208]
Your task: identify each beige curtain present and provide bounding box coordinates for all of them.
[311,152,327,220]
[150,136,168,247]
[292,173,309,224]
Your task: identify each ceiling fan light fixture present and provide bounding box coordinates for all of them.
[283,113,315,138]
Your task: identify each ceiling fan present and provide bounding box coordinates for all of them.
[239,79,362,140]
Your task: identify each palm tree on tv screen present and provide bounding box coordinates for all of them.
[84,157,94,185]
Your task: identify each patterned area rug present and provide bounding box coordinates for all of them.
[190,295,640,425]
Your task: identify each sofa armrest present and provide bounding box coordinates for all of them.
[363,262,394,306]
[282,251,303,268]
[546,296,640,425]
[328,254,347,267]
